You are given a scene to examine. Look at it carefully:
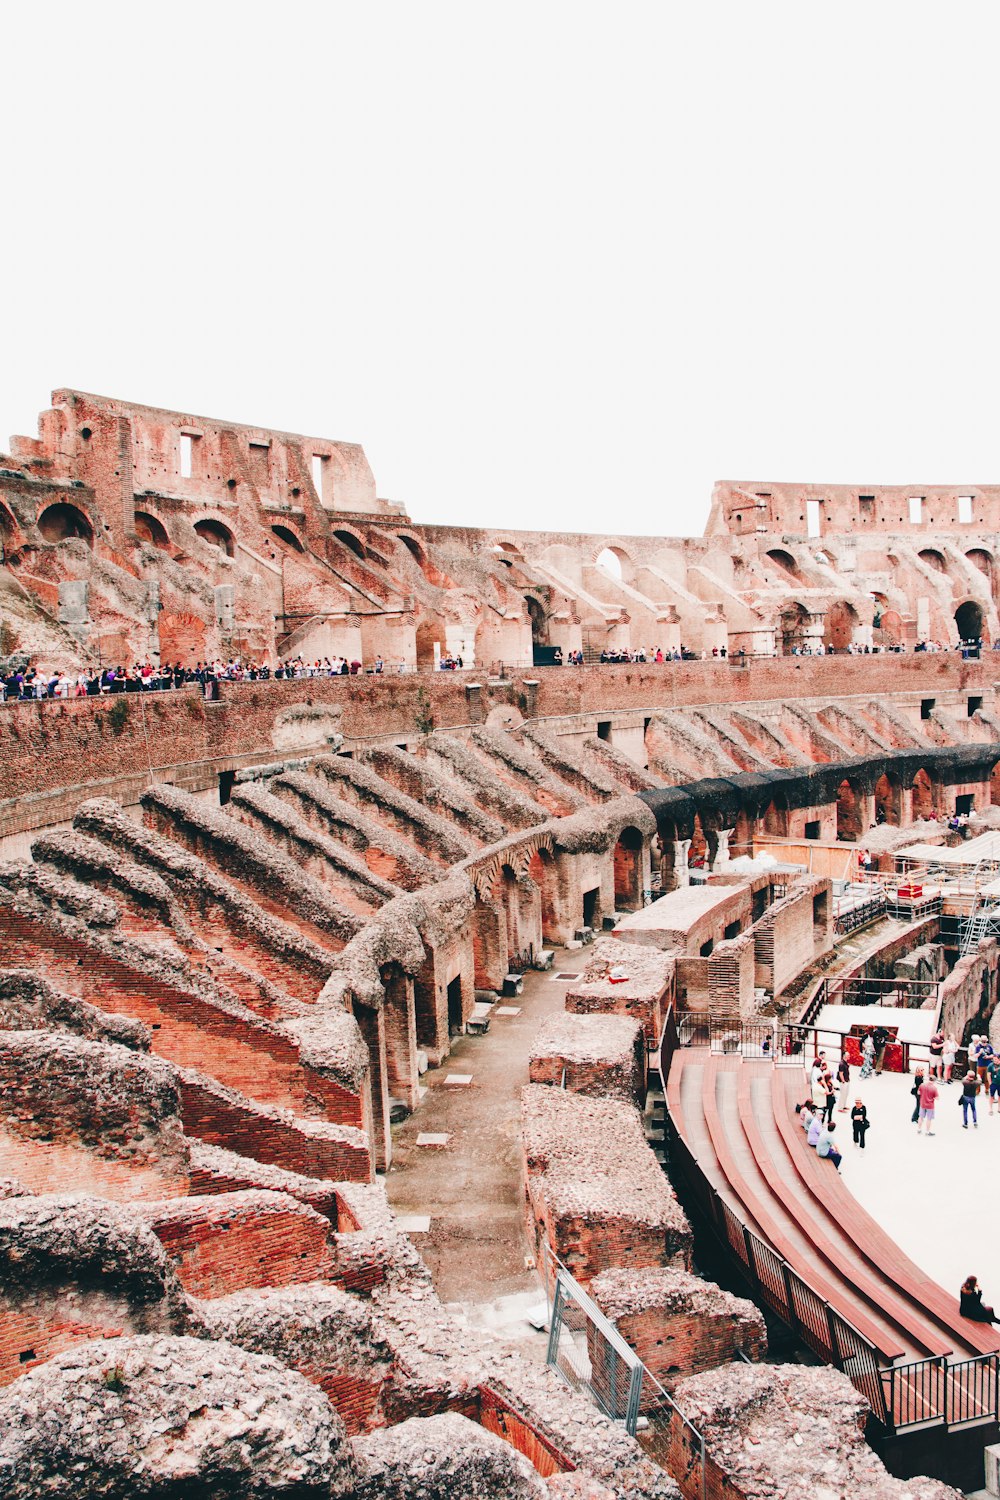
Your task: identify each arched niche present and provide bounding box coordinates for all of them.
[271,524,304,552]
[134,511,170,549]
[37,502,93,546]
[194,519,234,557]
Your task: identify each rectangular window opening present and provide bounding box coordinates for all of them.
[312,454,326,502]
[597,720,611,741]
[968,696,983,718]
[179,433,193,479]
[921,698,935,720]
[699,938,715,957]
[956,794,974,817]
[724,920,741,941]
[908,496,924,525]
[958,495,974,524]
[804,820,820,840]
[858,496,875,521]
[805,499,822,538]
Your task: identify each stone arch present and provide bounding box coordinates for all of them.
[524,594,548,647]
[0,498,19,546]
[333,526,367,560]
[194,518,235,557]
[37,501,93,547]
[779,601,811,655]
[415,616,445,668]
[378,960,417,1113]
[955,598,986,643]
[593,544,636,586]
[873,771,901,826]
[766,548,800,579]
[836,778,863,841]
[613,825,645,911]
[528,844,565,942]
[966,548,994,580]
[911,767,935,820]
[134,511,170,549]
[918,548,947,573]
[824,599,859,652]
[492,538,526,564]
[271,523,304,552]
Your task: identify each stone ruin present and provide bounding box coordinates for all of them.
[2,387,995,1496]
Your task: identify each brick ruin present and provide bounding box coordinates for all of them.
[3,390,1000,672]
[3,390,997,1496]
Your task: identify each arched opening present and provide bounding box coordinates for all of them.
[824,599,859,652]
[351,999,388,1170]
[873,772,900,827]
[766,549,800,579]
[194,519,234,557]
[779,602,811,655]
[594,546,634,586]
[493,541,525,565]
[836,779,863,841]
[613,826,645,912]
[967,548,994,580]
[37,502,93,547]
[911,768,934,820]
[525,595,548,647]
[271,524,304,552]
[688,814,713,872]
[415,617,445,669]
[134,511,170,549]
[400,534,428,570]
[334,528,366,560]
[0,500,17,547]
[918,548,947,573]
[956,599,985,643]
[871,592,902,646]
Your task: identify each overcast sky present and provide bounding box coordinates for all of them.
[3,3,998,538]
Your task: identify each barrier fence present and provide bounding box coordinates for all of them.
[542,1245,710,1498]
[655,1003,1000,1438]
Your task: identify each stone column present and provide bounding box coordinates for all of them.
[712,828,735,869]
[663,839,691,892]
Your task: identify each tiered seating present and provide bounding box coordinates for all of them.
[667,1048,1000,1367]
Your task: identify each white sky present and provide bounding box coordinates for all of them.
[2,2,999,538]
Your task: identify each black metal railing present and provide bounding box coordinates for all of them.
[658,1029,1000,1436]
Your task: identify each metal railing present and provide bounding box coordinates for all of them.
[542,1244,709,1496]
[658,1026,1000,1436]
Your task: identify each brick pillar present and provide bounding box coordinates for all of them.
[465,682,484,724]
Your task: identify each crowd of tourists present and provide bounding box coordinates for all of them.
[0,654,403,701]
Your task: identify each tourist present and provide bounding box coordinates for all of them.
[928,1029,944,1079]
[859,1029,875,1080]
[806,1109,824,1148]
[989,1053,1000,1116]
[835,1055,850,1113]
[872,1023,890,1075]
[850,1099,869,1149]
[943,1033,958,1083]
[960,1276,999,1324]
[976,1033,994,1088]
[816,1120,842,1170]
[960,1069,980,1129]
[795,1100,815,1133]
[820,1070,836,1126]
[916,1071,938,1135]
[910,1066,924,1125]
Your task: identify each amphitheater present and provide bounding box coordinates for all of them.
[3,389,1000,1497]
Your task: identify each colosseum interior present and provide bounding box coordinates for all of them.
[2,389,1000,1497]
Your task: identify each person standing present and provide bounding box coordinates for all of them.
[850,1100,869,1149]
[943,1034,958,1084]
[917,1073,938,1135]
[976,1035,994,1089]
[988,1054,1000,1117]
[836,1056,850,1113]
[821,1070,836,1126]
[961,1070,980,1129]
[860,1030,875,1080]
[910,1067,925,1125]
[873,1023,890,1075]
[929,1030,944,1079]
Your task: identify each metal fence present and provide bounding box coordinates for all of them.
[658,1027,1000,1437]
[544,1252,709,1497]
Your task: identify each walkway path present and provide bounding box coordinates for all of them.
[383,942,592,1343]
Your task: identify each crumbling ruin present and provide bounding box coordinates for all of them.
[3,388,997,1497]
